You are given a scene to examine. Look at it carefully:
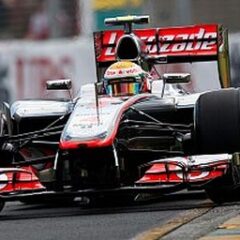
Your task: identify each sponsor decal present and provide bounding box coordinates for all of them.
[105,61,142,78]
[157,28,217,53]
[100,27,217,57]
[105,68,139,77]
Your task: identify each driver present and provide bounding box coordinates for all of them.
[103,61,150,97]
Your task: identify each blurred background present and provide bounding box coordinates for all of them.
[0,0,239,102]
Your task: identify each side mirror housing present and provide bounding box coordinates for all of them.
[46,79,72,90]
[163,73,191,84]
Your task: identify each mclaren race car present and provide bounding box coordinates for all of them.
[0,15,239,212]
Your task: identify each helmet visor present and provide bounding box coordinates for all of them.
[106,78,141,97]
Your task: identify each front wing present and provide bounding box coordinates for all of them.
[0,166,45,195]
[0,154,234,204]
[136,154,231,188]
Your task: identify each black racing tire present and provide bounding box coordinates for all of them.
[0,200,5,212]
[194,88,240,154]
[205,187,230,204]
[205,162,240,204]
[205,184,240,204]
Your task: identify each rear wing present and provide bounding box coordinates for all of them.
[94,23,230,88]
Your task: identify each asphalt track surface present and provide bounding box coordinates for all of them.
[0,191,216,240]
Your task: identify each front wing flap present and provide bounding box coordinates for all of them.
[0,166,45,195]
[136,154,231,187]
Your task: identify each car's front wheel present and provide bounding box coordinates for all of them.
[194,88,240,154]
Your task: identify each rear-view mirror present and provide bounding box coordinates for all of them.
[163,73,191,84]
[46,79,72,90]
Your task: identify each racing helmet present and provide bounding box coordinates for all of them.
[103,61,147,97]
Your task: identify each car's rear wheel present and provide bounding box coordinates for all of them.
[194,88,240,154]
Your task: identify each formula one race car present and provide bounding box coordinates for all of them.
[0,15,239,212]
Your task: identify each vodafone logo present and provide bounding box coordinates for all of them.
[0,173,8,190]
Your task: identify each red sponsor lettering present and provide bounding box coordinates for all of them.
[101,26,217,58]
[158,28,217,53]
